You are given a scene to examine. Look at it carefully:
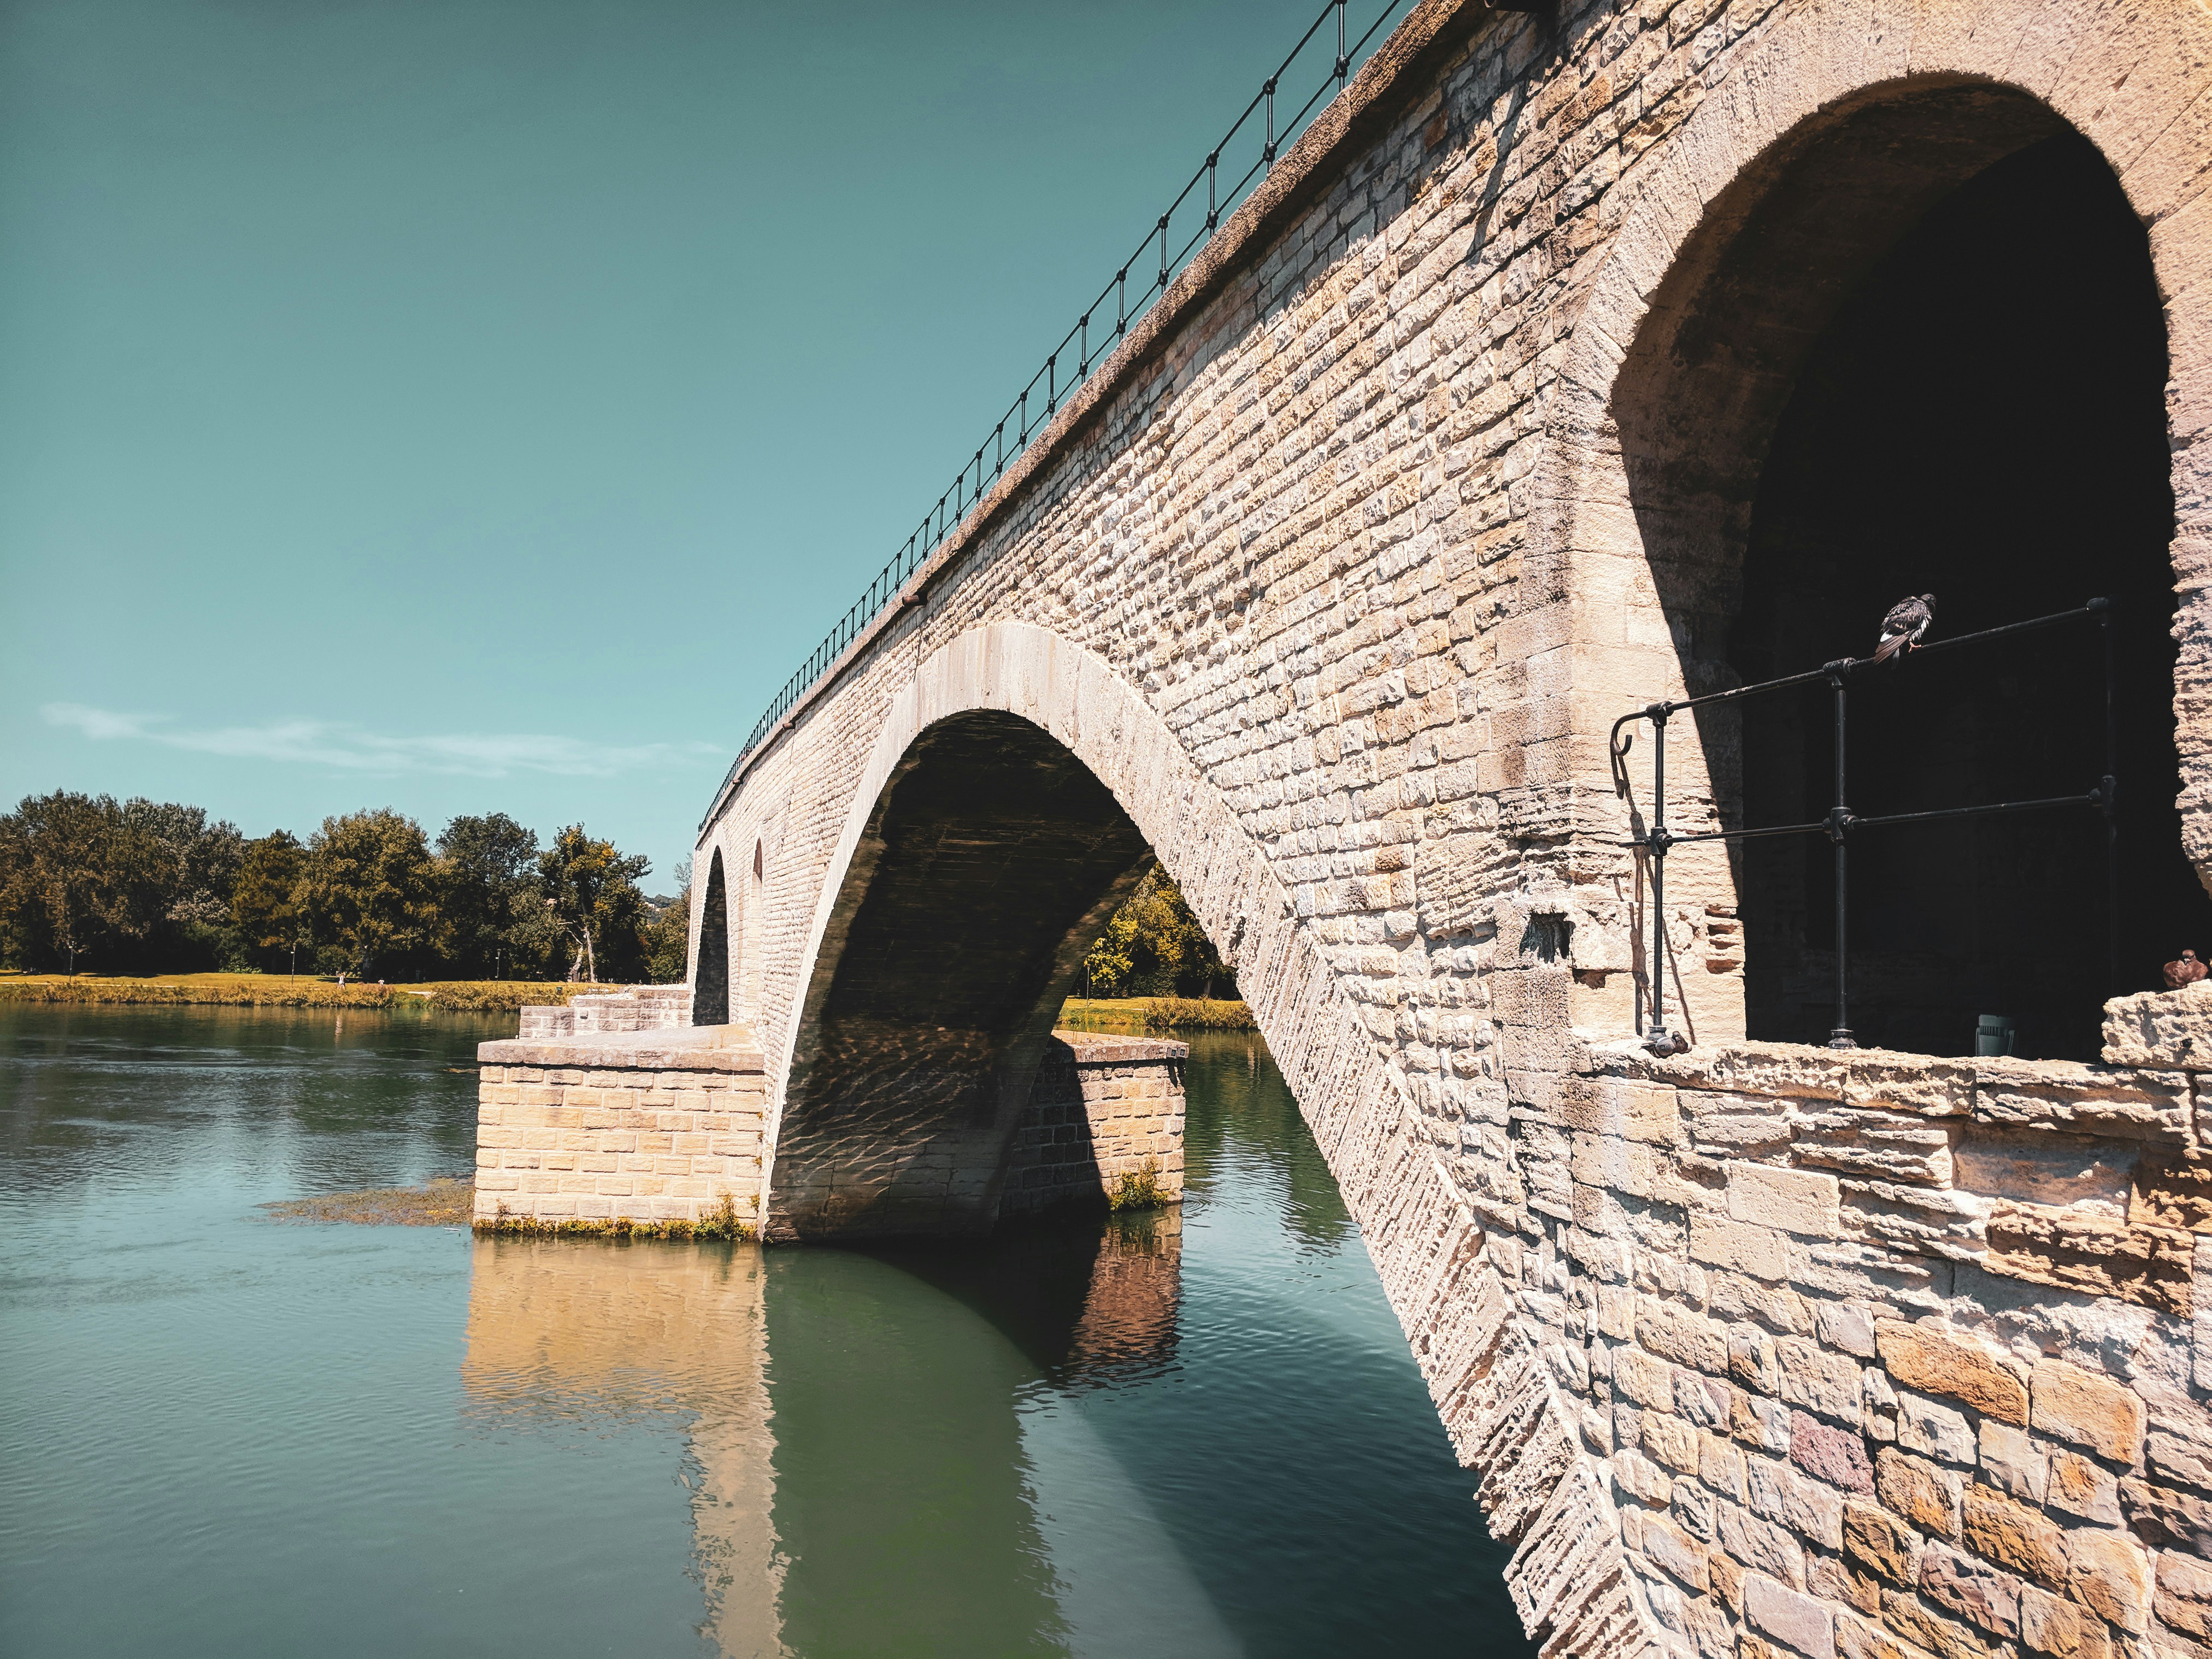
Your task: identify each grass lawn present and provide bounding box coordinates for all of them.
[1058,995,1256,1032]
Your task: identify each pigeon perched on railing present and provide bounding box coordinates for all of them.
[1873,594,1935,663]
[2164,949,2209,989]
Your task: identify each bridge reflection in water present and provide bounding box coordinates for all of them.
[460,1212,1188,1657]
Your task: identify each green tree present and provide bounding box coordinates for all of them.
[639,865,692,985]
[0,792,243,971]
[299,809,441,979]
[232,831,309,973]
[0,792,124,970]
[435,813,540,978]
[537,824,650,983]
[1081,866,1232,999]
[130,800,245,967]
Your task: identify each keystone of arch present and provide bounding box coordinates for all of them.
[757,620,1668,1656]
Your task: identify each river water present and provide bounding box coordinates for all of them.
[0,1005,1527,1657]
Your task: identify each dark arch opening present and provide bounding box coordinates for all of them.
[767,710,1155,1239]
[693,849,730,1027]
[1615,81,2196,1060]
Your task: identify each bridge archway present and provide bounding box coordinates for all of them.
[752,627,1318,1239]
[1552,17,2212,1058]
[693,849,730,1027]
[765,706,1154,1237]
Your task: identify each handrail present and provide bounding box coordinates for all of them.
[701,0,1419,829]
[1610,601,2117,1054]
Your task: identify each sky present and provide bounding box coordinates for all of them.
[0,0,1400,892]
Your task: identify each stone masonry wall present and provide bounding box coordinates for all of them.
[472,1027,769,1227]
[688,1,2212,1651]
[1000,1032,1189,1217]
[1536,1005,2212,1659]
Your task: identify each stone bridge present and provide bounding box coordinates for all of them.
[511,0,2212,1652]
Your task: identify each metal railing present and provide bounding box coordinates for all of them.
[703,0,1422,826]
[1610,601,2118,1052]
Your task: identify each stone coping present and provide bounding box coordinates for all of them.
[1582,1034,2192,1144]
[476,1025,1183,1073]
[478,1024,766,1072]
[1052,1031,1188,1064]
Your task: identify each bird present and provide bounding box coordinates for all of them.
[1873,594,1935,662]
[2164,950,2209,989]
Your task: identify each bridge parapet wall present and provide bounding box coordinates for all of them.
[1499,992,2212,1659]
[516,984,692,1039]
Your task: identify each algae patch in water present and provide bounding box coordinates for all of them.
[261,1176,475,1227]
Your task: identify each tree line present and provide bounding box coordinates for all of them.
[0,791,689,983]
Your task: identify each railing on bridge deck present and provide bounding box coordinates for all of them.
[1609,601,2119,1054]
[703,0,1437,823]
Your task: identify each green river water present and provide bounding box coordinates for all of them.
[0,1004,1528,1657]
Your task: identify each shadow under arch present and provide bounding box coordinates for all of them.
[766,707,1156,1239]
[693,848,729,1027]
[1608,76,2195,1056]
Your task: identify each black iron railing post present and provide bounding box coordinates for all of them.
[2095,596,2118,995]
[1646,703,1675,1051]
[1824,661,1857,1050]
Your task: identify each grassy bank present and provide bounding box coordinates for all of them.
[1059,995,1256,1032]
[0,972,652,1013]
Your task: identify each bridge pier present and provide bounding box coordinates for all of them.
[472,991,1184,1237]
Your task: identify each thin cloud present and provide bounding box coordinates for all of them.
[42,703,723,779]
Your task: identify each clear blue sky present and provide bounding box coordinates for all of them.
[0,0,1390,891]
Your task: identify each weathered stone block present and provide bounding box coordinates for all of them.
[1961,1484,2069,1592]
[2156,1550,2212,1646]
[2103,983,2212,1072]
[1749,1451,1845,1549]
[1919,1542,2023,1639]
[1896,1392,1976,1467]
[2067,1528,2151,1634]
[1792,1410,1874,1493]
[1972,1059,2190,1145]
[1876,1447,1963,1542]
[1746,1570,1838,1659]
[2029,1361,2144,1467]
[1979,1421,2050,1505]
[1730,1161,1844,1238]
[2016,1583,2109,1659]
[1875,1321,2029,1425]
[1842,1502,1920,1586]
[1983,1204,2194,1319]
[1692,1212,1789,1280]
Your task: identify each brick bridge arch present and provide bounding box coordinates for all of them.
[664,4,2212,1654]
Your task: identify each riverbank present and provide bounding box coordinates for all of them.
[1058,995,1255,1031]
[0,975,1258,1029]
[0,973,645,1013]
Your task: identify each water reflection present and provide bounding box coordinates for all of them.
[3,1010,1520,1658]
[461,1238,787,1657]
[459,1213,1184,1657]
